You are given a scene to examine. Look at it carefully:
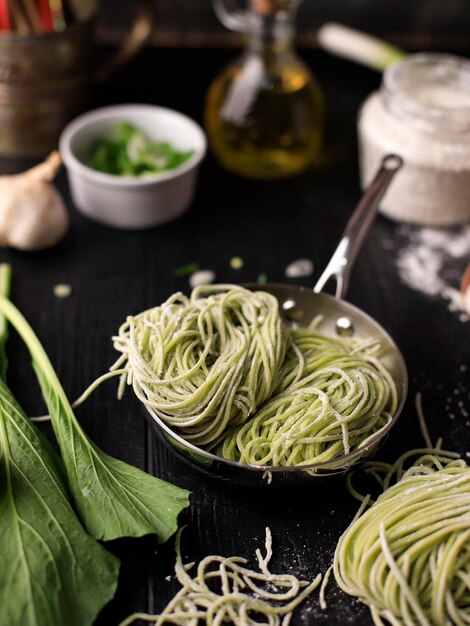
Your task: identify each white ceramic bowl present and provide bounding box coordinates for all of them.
[59,104,207,229]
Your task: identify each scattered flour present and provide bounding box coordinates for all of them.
[285,259,315,279]
[53,283,72,298]
[396,225,470,322]
[189,270,216,289]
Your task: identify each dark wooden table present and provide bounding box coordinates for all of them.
[2,48,469,625]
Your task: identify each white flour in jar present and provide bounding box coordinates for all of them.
[360,92,470,225]
[395,225,470,321]
[358,55,470,225]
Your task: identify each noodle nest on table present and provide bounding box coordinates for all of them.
[334,450,470,626]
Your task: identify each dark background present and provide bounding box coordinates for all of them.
[98,0,470,51]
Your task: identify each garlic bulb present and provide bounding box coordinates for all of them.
[0,151,68,251]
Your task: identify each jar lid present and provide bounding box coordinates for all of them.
[383,53,470,134]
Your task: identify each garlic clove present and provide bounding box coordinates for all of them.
[0,151,69,251]
[22,150,63,183]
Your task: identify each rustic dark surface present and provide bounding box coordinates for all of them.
[1,47,469,625]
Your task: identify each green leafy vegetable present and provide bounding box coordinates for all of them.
[0,293,190,542]
[88,121,195,177]
[0,265,120,626]
[0,382,120,626]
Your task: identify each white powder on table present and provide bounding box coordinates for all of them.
[285,258,315,279]
[189,270,216,289]
[395,225,470,322]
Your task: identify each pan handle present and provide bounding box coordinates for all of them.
[314,154,403,300]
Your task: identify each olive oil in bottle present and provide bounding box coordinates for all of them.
[205,0,324,180]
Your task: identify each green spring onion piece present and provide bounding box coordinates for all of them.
[88,121,195,177]
[317,23,406,72]
[174,262,200,277]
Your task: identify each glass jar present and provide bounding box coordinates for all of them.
[205,0,324,180]
[358,54,470,225]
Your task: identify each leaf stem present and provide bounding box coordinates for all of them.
[0,294,79,432]
[0,264,12,379]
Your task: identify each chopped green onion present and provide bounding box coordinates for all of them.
[174,262,200,278]
[88,121,195,177]
[317,23,405,72]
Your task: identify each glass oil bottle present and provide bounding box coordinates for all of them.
[205,0,324,180]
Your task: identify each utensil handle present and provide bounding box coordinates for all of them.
[95,0,153,83]
[314,154,403,300]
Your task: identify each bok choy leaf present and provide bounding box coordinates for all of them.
[0,264,120,626]
[0,291,190,542]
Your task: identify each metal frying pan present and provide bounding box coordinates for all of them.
[145,154,408,486]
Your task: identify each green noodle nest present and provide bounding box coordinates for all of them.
[218,327,398,466]
[335,452,470,626]
[113,284,398,466]
[112,285,287,446]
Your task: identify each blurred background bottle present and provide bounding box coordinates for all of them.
[205,0,324,180]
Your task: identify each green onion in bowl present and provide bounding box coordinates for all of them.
[60,104,207,229]
[88,121,195,177]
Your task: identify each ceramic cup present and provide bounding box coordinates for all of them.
[59,103,207,229]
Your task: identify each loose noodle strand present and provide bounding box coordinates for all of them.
[120,528,321,626]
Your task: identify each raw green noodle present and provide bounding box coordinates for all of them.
[112,285,286,447]
[218,325,398,466]
[119,527,321,626]
[334,449,470,626]
[112,284,398,466]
